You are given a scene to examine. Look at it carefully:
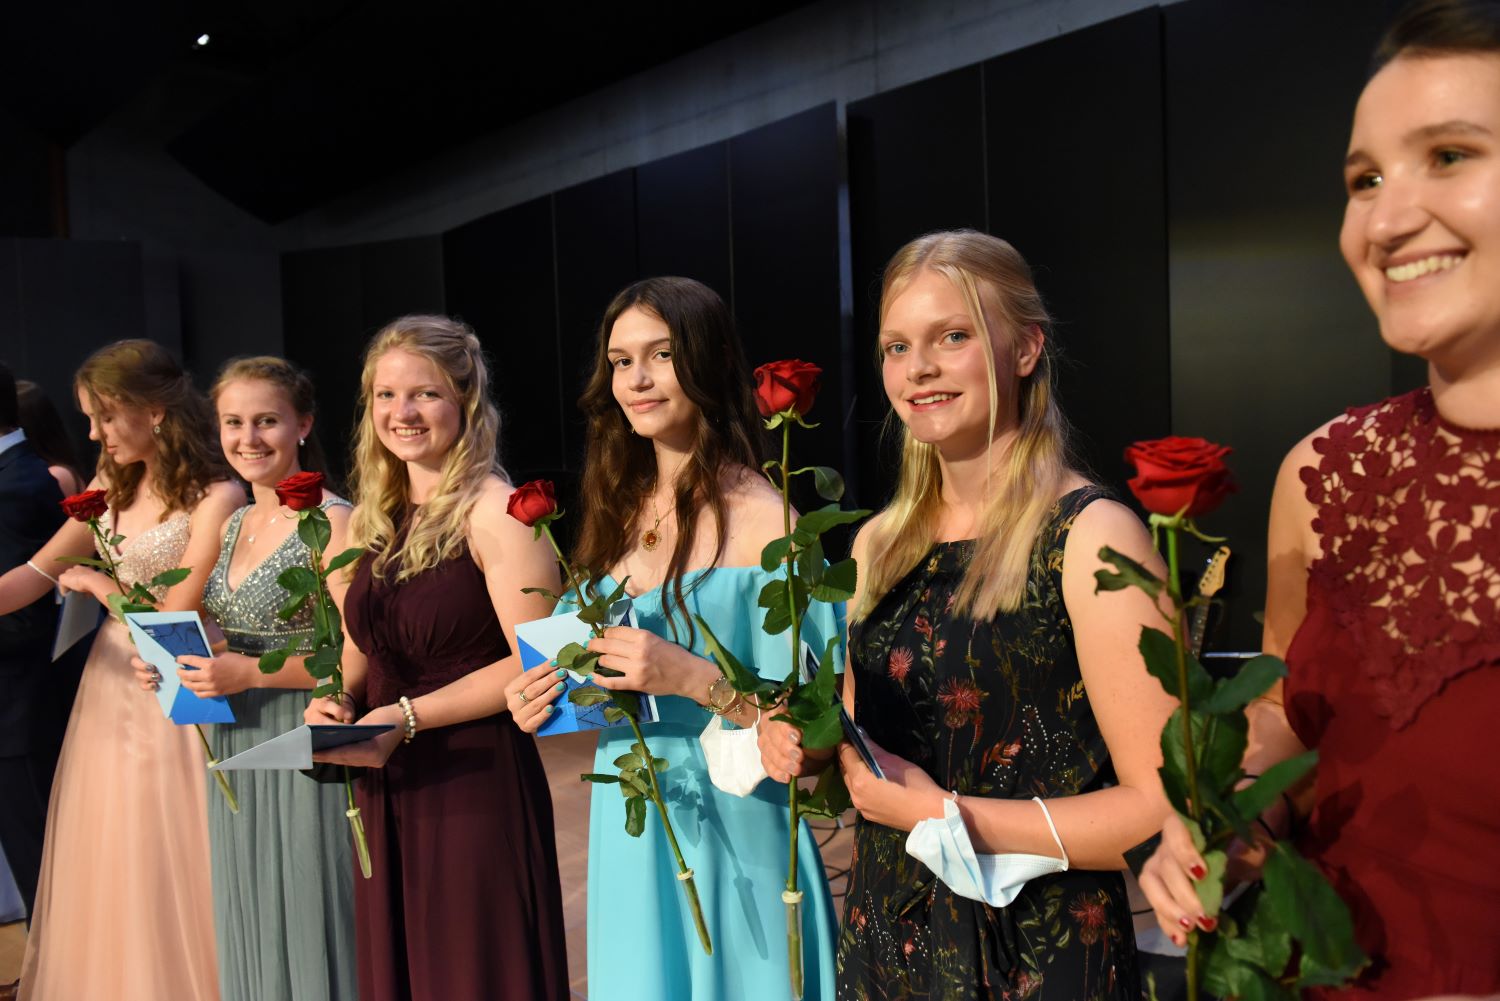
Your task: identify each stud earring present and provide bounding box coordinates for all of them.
[153,424,161,435]
[299,438,306,446]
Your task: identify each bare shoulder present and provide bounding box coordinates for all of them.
[1064,495,1153,566]
[197,480,246,518]
[471,476,531,540]
[721,466,787,563]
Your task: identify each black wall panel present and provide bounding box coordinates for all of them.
[984,8,1170,490]
[554,170,640,477]
[729,103,844,511]
[444,199,558,479]
[1165,0,1393,648]
[847,67,987,509]
[636,142,732,297]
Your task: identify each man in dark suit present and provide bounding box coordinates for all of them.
[0,360,83,934]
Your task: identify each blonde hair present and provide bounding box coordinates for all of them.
[853,230,1078,622]
[347,316,504,582]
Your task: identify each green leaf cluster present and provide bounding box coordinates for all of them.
[1097,544,1367,992]
[580,740,669,838]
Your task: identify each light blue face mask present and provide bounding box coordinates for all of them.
[904,796,1069,907]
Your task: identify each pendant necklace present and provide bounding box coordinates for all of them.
[641,497,667,552]
[245,505,296,546]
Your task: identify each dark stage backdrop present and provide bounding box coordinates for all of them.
[273,0,1411,650]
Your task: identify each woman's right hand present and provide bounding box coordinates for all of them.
[1138,813,1236,945]
[758,714,835,783]
[131,654,161,692]
[503,661,568,734]
[305,693,355,725]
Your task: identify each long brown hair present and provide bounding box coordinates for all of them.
[572,277,762,635]
[210,355,335,488]
[347,316,504,583]
[75,339,226,517]
[854,231,1079,622]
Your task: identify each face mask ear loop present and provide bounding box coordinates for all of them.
[1032,796,1070,870]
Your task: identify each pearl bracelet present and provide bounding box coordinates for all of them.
[397,696,418,743]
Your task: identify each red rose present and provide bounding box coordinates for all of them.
[274,471,325,512]
[507,479,558,527]
[60,489,109,522]
[753,359,822,418]
[1124,437,1236,518]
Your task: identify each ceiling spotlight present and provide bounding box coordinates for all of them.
[194,33,211,47]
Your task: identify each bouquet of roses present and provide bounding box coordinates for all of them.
[255,472,371,877]
[695,360,868,999]
[57,488,239,813]
[509,482,712,956]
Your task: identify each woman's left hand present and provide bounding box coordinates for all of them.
[176,652,261,699]
[312,703,405,768]
[57,565,111,602]
[838,735,947,832]
[587,625,700,698]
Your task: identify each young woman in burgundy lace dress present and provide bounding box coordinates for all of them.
[305,316,568,1001]
[1140,2,1500,995]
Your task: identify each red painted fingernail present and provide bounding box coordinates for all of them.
[1173,933,1186,948]
[1198,916,1217,932]
[1189,863,1207,880]
[1178,916,1192,930]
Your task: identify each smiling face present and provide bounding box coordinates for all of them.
[608,305,697,450]
[77,387,158,467]
[879,268,1039,458]
[215,378,312,488]
[1340,52,1500,367]
[369,348,462,472]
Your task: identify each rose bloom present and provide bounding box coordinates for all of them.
[274,471,325,512]
[1123,436,1236,518]
[60,489,109,522]
[753,359,821,418]
[507,479,558,527]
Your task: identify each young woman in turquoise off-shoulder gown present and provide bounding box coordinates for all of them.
[506,277,841,1001]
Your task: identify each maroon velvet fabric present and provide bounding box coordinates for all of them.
[346,547,569,1001]
[1285,389,1500,998]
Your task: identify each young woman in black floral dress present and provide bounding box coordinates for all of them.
[763,230,1178,1000]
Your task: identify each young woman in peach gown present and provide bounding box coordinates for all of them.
[0,340,241,1000]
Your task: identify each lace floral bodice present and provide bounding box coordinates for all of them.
[98,510,192,601]
[1301,387,1500,729]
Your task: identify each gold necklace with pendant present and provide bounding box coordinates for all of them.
[641,496,667,552]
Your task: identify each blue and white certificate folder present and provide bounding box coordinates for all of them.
[515,600,659,737]
[210,724,397,770]
[123,610,235,725]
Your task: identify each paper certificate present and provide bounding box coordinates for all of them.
[123,610,236,725]
[515,600,660,736]
[211,724,397,770]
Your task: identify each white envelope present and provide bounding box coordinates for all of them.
[210,724,397,770]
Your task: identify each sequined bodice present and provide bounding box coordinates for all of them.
[1299,388,1500,729]
[99,510,191,600]
[202,499,351,655]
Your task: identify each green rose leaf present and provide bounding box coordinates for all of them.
[760,536,793,573]
[258,647,291,675]
[1093,545,1164,600]
[1200,655,1289,714]
[310,682,340,699]
[1234,751,1317,822]
[811,558,857,603]
[601,706,626,723]
[324,547,364,574]
[797,765,852,819]
[793,504,868,544]
[1222,887,1294,979]
[695,614,776,697]
[568,685,612,708]
[797,703,844,751]
[1139,626,1215,704]
[1204,941,1295,1001]
[553,642,594,674]
[624,795,647,838]
[609,690,642,719]
[811,466,844,502]
[1194,848,1229,916]
[651,757,669,773]
[613,752,643,770]
[796,537,826,588]
[53,555,113,571]
[148,567,191,590]
[277,592,310,621]
[304,644,341,680]
[1263,846,1369,986]
[520,586,562,602]
[276,565,319,597]
[297,508,332,554]
[580,772,620,784]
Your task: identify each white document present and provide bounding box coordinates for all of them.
[51,590,101,661]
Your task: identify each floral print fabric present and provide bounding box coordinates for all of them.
[837,487,1138,1001]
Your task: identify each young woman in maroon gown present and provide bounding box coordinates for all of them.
[307,315,568,1001]
[1140,2,1500,995]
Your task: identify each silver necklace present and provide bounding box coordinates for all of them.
[244,505,296,546]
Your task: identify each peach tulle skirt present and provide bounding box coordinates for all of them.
[19,620,220,1001]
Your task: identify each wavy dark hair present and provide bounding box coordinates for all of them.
[572,277,763,640]
[1373,0,1500,72]
[17,379,85,490]
[75,339,227,516]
